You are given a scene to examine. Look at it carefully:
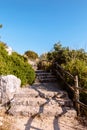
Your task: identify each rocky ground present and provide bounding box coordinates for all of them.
[0,82,87,130]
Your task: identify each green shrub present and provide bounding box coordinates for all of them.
[24,50,38,60]
[37,60,52,71]
[0,42,35,86]
[47,42,87,116]
[62,59,87,89]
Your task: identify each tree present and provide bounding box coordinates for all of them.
[0,24,2,38]
[47,42,70,64]
[54,41,62,51]
[24,50,38,60]
[0,24,2,28]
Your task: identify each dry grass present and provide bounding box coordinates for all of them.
[0,108,18,130]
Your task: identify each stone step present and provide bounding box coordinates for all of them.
[35,70,57,83]
[36,70,51,75]
[36,73,52,76]
[15,87,69,100]
[8,87,73,117]
[39,78,57,83]
[8,95,73,117]
[35,70,47,73]
[36,72,52,77]
[37,75,56,78]
[14,87,39,97]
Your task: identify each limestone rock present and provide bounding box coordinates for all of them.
[0,75,21,103]
[5,46,13,55]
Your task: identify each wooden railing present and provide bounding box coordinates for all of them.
[39,60,87,115]
[53,62,87,116]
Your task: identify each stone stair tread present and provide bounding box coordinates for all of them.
[7,72,75,118]
[35,69,45,71]
[8,89,74,117]
[36,73,52,76]
[9,96,73,116]
[38,75,56,78]
[15,88,39,97]
[36,70,57,83]
[39,78,57,82]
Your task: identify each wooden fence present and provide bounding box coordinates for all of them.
[53,62,87,116]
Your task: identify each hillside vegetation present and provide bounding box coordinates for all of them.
[0,42,35,86]
[38,42,87,115]
[47,43,87,89]
[46,42,87,114]
[24,50,38,60]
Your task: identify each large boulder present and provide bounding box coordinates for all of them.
[0,75,21,103]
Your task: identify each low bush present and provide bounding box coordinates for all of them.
[0,42,35,86]
[47,42,87,116]
[37,60,52,72]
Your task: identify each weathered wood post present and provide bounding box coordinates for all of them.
[74,75,80,116]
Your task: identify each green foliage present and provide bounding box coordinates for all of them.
[24,50,38,60]
[63,59,87,89]
[47,42,87,113]
[37,60,52,71]
[47,42,87,65]
[47,42,70,64]
[46,42,87,88]
[0,24,2,28]
[0,42,35,86]
[38,53,52,71]
[39,53,48,60]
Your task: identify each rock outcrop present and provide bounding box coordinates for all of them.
[0,75,21,104]
[5,46,13,55]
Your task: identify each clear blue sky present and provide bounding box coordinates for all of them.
[0,0,87,55]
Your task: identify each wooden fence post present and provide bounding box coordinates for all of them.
[74,75,80,116]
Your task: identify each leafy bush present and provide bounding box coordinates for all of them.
[62,59,87,89]
[37,60,52,71]
[0,42,35,86]
[24,50,38,60]
[47,42,87,87]
[47,42,87,113]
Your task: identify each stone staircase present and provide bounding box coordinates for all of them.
[5,72,86,130]
[6,70,75,118]
[8,82,74,117]
[35,70,57,83]
[7,70,74,117]
[1,70,87,130]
